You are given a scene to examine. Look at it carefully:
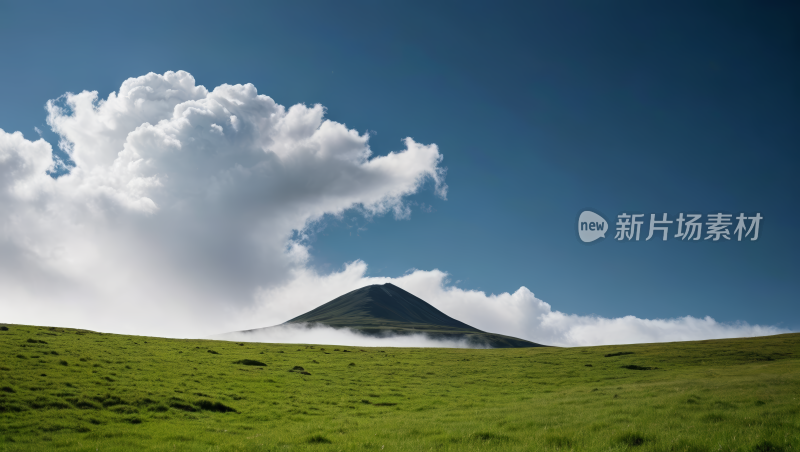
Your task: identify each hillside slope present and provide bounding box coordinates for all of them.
[0,324,798,451]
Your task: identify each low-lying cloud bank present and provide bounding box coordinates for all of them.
[215,323,488,349]
[0,70,790,346]
[246,261,791,347]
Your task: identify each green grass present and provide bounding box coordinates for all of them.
[0,324,798,451]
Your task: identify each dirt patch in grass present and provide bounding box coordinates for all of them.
[621,365,654,370]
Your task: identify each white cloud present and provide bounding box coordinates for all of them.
[0,71,445,337]
[0,70,788,347]
[247,261,790,347]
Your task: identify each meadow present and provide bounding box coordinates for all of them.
[0,324,798,451]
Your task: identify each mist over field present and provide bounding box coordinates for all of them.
[215,323,489,349]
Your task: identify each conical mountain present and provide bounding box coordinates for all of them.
[242,283,544,348]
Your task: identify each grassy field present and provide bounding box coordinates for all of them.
[0,324,798,451]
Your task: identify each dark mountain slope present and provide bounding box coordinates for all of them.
[284,283,480,331]
[241,283,545,348]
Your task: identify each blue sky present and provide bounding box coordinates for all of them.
[0,1,797,341]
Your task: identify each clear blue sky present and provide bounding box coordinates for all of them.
[1,1,797,330]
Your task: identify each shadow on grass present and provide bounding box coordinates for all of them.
[233,359,266,366]
[621,365,654,370]
[752,440,786,452]
[197,400,236,413]
[617,432,646,447]
[307,434,332,444]
[605,351,634,357]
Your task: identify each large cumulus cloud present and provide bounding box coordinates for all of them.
[0,71,445,336]
[0,70,788,345]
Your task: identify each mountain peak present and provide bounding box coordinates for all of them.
[284,282,480,332]
[260,283,546,348]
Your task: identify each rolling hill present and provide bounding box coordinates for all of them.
[1,323,797,451]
